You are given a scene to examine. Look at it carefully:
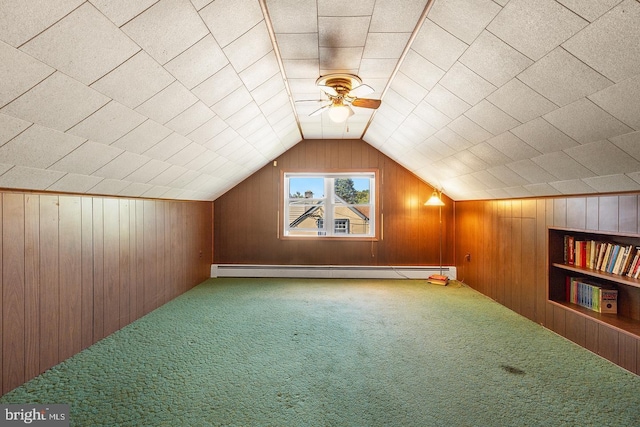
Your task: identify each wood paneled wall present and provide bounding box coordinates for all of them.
[455,194,640,374]
[0,191,213,395]
[213,139,453,266]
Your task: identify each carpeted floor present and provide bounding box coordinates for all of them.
[2,278,639,426]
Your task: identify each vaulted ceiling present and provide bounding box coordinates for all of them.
[1,0,639,201]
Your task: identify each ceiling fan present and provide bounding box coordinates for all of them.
[298,73,382,123]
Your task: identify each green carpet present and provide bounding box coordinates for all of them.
[2,278,639,426]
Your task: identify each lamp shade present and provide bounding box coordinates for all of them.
[328,105,354,123]
[425,190,445,206]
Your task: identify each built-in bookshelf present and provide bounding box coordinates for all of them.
[548,227,640,337]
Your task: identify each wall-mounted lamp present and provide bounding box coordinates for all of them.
[425,188,445,276]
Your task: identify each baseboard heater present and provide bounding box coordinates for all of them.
[211,264,456,280]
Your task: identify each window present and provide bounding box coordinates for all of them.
[284,172,376,238]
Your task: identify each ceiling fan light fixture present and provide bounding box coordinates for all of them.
[328,104,353,123]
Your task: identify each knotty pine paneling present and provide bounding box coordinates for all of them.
[455,193,640,375]
[214,139,453,267]
[0,191,212,396]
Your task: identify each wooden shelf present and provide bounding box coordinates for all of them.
[548,300,640,336]
[551,262,640,289]
[548,227,640,340]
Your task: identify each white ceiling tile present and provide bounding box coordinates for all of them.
[89,178,131,195]
[0,0,83,47]
[237,112,270,138]
[318,0,375,15]
[184,150,220,171]
[0,124,84,168]
[565,140,640,175]
[363,33,411,59]
[440,63,496,105]
[144,132,191,161]
[200,0,265,48]
[487,165,530,187]
[124,159,171,183]
[503,186,534,198]
[227,103,263,132]
[454,150,490,172]
[582,174,640,192]
[0,113,31,146]
[610,131,640,162]
[165,101,216,135]
[68,101,147,144]
[556,0,621,22]
[90,52,175,109]
[470,170,509,189]
[447,116,493,144]
[135,81,198,124]
[93,152,150,180]
[370,0,428,33]
[487,131,541,161]
[119,182,154,198]
[193,65,244,106]
[424,85,471,120]
[267,0,317,33]
[90,0,158,26]
[0,166,65,190]
[223,22,273,73]
[319,16,370,47]
[411,20,468,71]
[319,47,363,71]
[531,151,596,180]
[413,101,451,130]
[260,91,290,117]
[164,35,228,89]
[523,182,562,197]
[549,179,597,194]
[505,159,555,184]
[277,34,318,60]
[166,143,207,167]
[111,120,173,154]
[282,59,320,79]
[1,72,109,132]
[487,78,558,123]
[487,0,587,61]
[47,173,104,194]
[239,52,281,91]
[358,58,397,79]
[434,127,473,152]
[211,87,253,120]
[562,0,640,82]
[510,117,579,153]
[390,72,429,106]
[400,50,444,92]
[147,165,189,186]
[204,127,241,152]
[49,140,123,175]
[187,116,229,144]
[544,98,633,143]
[383,89,415,117]
[122,0,209,64]
[459,31,533,87]
[429,0,502,44]
[438,157,474,178]
[589,73,640,130]
[468,142,512,167]
[20,3,140,85]
[518,47,613,107]
[464,100,520,135]
[0,41,54,108]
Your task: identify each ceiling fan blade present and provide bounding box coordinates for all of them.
[349,84,374,98]
[351,98,381,109]
[309,104,332,116]
[318,85,338,97]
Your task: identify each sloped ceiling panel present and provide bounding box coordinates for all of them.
[0,0,639,202]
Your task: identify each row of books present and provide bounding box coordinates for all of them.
[566,276,618,314]
[563,235,640,278]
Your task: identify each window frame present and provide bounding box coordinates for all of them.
[281,170,379,240]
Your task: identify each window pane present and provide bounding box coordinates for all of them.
[289,177,324,199]
[288,200,325,235]
[333,206,370,235]
[334,177,370,204]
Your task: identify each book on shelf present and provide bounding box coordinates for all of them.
[566,276,618,314]
[562,234,640,278]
